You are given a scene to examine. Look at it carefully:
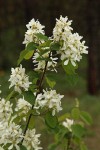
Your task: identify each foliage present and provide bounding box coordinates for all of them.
[0,16,92,150]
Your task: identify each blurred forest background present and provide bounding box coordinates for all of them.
[0,0,100,150]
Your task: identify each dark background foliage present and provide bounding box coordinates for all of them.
[0,0,100,94]
[0,1,100,149]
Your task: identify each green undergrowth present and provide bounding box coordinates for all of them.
[0,68,100,150]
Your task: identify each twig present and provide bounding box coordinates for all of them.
[20,51,51,144]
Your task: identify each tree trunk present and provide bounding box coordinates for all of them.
[86,0,98,95]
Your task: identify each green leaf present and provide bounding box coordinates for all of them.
[36,56,51,61]
[55,126,69,141]
[28,115,35,129]
[28,71,40,80]
[36,33,48,41]
[80,111,93,125]
[66,74,78,86]
[80,143,88,150]
[38,40,51,49]
[39,49,50,56]
[29,85,37,92]
[32,78,38,85]
[72,124,86,138]
[19,145,27,150]
[50,42,60,51]
[17,49,28,65]
[28,71,40,92]
[45,111,58,129]
[71,108,80,120]
[24,50,34,59]
[62,62,78,85]
[17,42,37,65]
[23,91,35,105]
[26,42,37,50]
[46,76,56,88]
[17,49,34,65]
[48,142,60,150]
[58,113,70,122]
[13,116,21,124]
[62,62,78,75]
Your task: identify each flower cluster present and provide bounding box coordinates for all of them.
[15,97,32,121]
[0,99,22,150]
[9,65,32,93]
[0,121,23,150]
[62,118,74,132]
[23,129,42,150]
[0,97,42,150]
[16,97,32,114]
[53,16,88,66]
[53,16,73,42]
[33,51,58,72]
[0,121,42,150]
[0,98,13,121]
[23,18,45,45]
[34,89,64,116]
[0,16,89,150]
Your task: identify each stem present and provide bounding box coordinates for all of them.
[67,137,71,150]
[20,51,51,144]
[38,61,48,88]
[6,90,15,101]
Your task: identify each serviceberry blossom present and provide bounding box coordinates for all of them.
[53,16,88,66]
[15,97,32,121]
[61,33,88,66]
[15,97,32,113]
[53,16,73,42]
[0,146,4,150]
[0,120,23,150]
[0,98,13,121]
[23,129,42,150]
[34,89,64,116]
[9,65,32,93]
[0,121,7,144]
[23,18,45,45]
[33,51,58,72]
[62,118,74,132]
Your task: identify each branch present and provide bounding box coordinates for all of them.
[20,51,51,144]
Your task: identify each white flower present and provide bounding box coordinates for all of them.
[62,118,74,132]
[53,16,88,66]
[53,16,72,42]
[0,98,13,121]
[0,120,23,150]
[23,18,45,45]
[0,121,7,144]
[32,51,58,72]
[23,129,42,150]
[0,146,4,150]
[15,97,32,113]
[34,89,64,116]
[62,33,88,66]
[9,65,32,93]
[15,97,32,121]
